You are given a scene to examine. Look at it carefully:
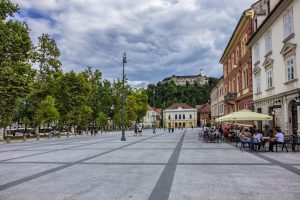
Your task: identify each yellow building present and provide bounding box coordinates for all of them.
[163,103,197,128]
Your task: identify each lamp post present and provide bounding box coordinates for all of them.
[121,52,127,141]
[153,89,156,134]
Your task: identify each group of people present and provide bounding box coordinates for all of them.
[236,126,286,152]
[203,124,287,152]
[201,127,222,142]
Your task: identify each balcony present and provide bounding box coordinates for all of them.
[224,92,237,104]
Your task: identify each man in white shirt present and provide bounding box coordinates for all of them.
[269,129,285,152]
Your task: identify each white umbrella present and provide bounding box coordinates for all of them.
[216,109,272,122]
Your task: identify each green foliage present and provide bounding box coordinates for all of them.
[126,95,137,123]
[0,0,19,20]
[78,105,92,128]
[54,71,91,126]
[32,33,62,76]
[0,4,35,133]
[96,112,108,128]
[146,78,218,108]
[113,109,128,127]
[35,96,59,127]
[133,89,148,123]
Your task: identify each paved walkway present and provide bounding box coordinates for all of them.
[0,129,299,200]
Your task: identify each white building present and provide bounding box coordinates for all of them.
[248,0,300,135]
[210,77,225,124]
[141,105,158,128]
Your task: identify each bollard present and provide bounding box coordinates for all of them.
[37,133,40,140]
[6,137,10,143]
[48,133,51,139]
[23,135,26,142]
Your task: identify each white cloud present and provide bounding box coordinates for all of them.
[12,0,255,86]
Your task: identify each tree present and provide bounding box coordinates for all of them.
[126,95,137,124]
[96,112,108,133]
[0,1,35,140]
[134,89,148,123]
[0,0,19,20]
[113,109,128,128]
[54,71,91,132]
[35,96,59,132]
[78,105,92,133]
[32,33,62,76]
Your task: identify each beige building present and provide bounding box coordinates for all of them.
[141,105,159,128]
[163,103,197,128]
[161,69,208,86]
[210,77,225,124]
[248,0,300,135]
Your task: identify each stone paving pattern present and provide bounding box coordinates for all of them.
[0,129,299,200]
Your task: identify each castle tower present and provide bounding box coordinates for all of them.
[200,68,205,76]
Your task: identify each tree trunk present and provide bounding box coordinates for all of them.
[71,126,75,134]
[0,128,4,141]
[3,127,7,138]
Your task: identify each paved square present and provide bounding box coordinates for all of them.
[0,128,299,200]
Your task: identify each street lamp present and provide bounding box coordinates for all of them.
[153,88,156,134]
[121,52,127,141]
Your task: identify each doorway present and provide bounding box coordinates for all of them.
[291,100,298,135]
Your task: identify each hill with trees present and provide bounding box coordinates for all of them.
[146,77,218,109]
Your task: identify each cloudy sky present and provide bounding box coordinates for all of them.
[12,0,255,87]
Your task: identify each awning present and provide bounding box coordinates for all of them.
[216,109,273,122]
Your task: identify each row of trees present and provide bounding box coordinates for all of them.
[0,1,148,140]
[146,77,219,109]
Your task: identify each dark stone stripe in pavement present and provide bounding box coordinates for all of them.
[148,132,185,200]
[0,133,164,191]
[253,153,300,176]
[0,138,116,163]
[0,162,276,166]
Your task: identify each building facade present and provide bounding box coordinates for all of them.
[163,103,197,128]
[210,77,225,124]
[161,69,208,86]
[196,103,211,127]
[248,0,300,135]
[220,9,254,117]
[141,105,159,128]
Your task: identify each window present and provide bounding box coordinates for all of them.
[243,68,248,88]
[175,114,177,120]
[241,41,245,56]
[189,114,192,119]
[183,114,185,119]
[255,76,261,93]
[179,114,181,120]
[283,9,293,39]
[264,31,272,54]
[254,42,260,63]
[237,75,240,92]
[286,56,295,81]
[168,115,171,120]
[266,69,273,89]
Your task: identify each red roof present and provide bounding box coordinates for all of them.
[167,103,193,110]
[196,103,210,113]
